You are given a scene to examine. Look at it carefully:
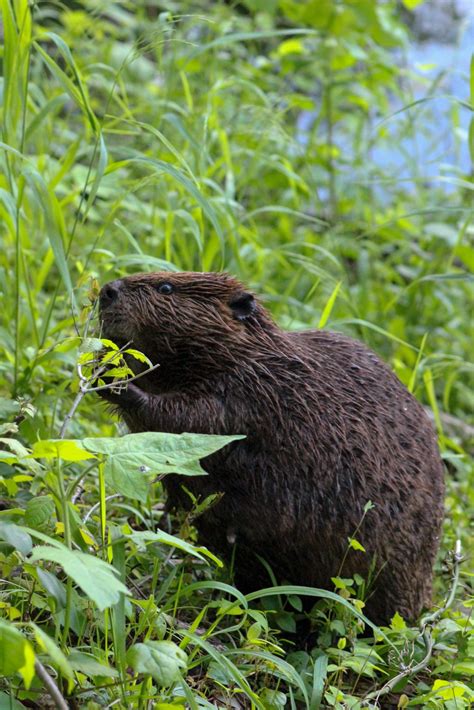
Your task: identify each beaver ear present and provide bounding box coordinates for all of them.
[229,292,256,321]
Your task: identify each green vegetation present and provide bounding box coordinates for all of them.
[0,0,473,707]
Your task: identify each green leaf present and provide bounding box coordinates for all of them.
[0,397,20,420]
[77,432,244,502]
[29,544,129,610]
[275,611,296,633]
[127,641,187,686]
[247,622,262,641]
[79,337,104,353]
[24,496,56,533]
[0,692,27,709]
[431,679,472,700]
[123,348,153,366]
[128,529,222,567]
[277,38,305,56]
[318,281,342,329]
[331,577,354,590]
[0,620,35,688]
[310,653,328,710]
[0,437,30,459]
[0,522,33,555]
[32,439,96,462]
[30,623,74,688]
[36,568,67,608]
[68,651,119,678]
[390,611,407,631]
[348,537,366,552]
[259,689,287,708]
[452,661,474,676]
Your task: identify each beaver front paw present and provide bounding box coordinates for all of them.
[96,380,149,409]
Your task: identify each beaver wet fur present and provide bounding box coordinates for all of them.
[98,271,445,624]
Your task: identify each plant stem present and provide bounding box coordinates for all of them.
[34,660,69,710]
[59,389,86,439]
[56,457,73,645]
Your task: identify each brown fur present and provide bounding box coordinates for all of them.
[98,271,445,624]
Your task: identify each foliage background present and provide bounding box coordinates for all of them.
[0,0,472,708]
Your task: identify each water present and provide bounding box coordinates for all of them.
[297,6,473,192]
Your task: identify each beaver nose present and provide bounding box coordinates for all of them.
[99,279,123,308]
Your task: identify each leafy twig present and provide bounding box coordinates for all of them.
[59,341,158,439]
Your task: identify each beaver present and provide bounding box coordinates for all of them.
[98,271,445,624]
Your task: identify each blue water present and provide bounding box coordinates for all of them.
[297,13,473,190]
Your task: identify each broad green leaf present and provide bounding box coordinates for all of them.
[0,620,35,688]
[77,432,244,502]
[390,611,407,631]
[68,651,118,678]
[0,691,27,709]
[259,689,287,708]
[32,439,96,462]
[24,496,56,533]
[127,641,187,686]
[0,437,30,458]
[124,348,153,366]
[30,623,74,688]
[431,679,472,700]
[99,338,119,351]
[331,577,353,590]
[0,522,33,555]
[275,611,296,633]
[36,568,67,608]
[30,545,129,610]
[79,337,104,353]
[452,661,474,675]
[0,397,20,420]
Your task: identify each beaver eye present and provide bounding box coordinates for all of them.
[157,282,173,295]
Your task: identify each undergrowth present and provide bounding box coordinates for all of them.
[0,1,473,708]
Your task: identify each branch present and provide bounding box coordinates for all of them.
[59,341,159,439]
[35,660,69,710]
[83,361,160,393]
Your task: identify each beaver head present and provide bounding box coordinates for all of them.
[99,272,276,390]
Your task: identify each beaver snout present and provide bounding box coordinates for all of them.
[99,279,124,309]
